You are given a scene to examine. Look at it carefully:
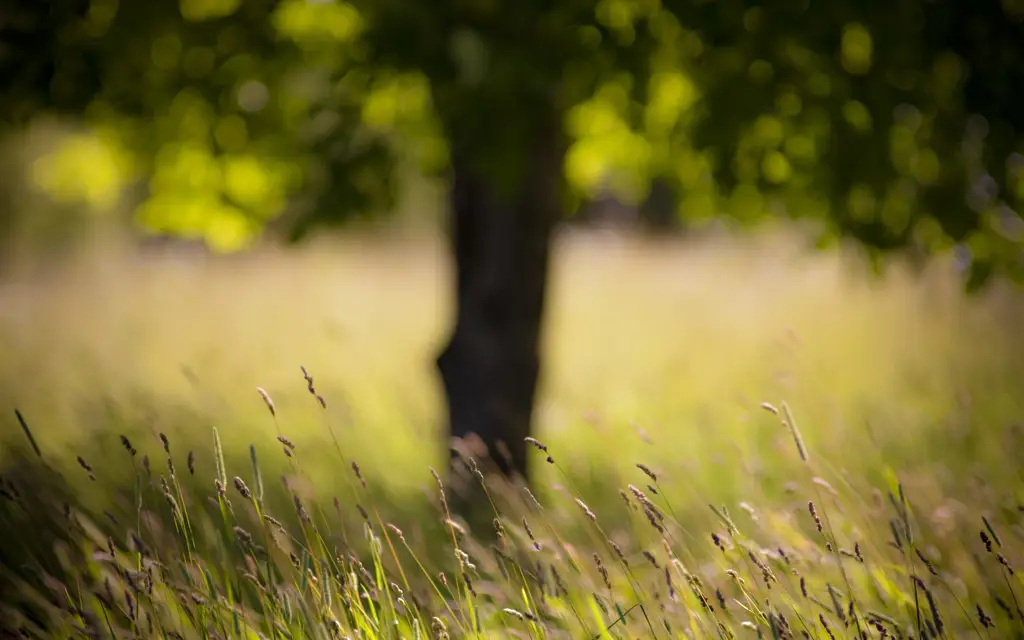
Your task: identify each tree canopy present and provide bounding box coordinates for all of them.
[3,0,1024,283]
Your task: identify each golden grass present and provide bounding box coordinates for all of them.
[1,227,1020,490]
[0,225,1021,637]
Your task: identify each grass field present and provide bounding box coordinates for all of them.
[0,226,1022,638]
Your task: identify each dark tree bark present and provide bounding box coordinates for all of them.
[436,118,564,487]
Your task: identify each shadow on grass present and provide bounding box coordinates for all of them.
[0,426,456,634]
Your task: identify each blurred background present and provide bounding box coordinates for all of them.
[0,0,1023,525]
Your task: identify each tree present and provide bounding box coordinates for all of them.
[2,0,1023,485]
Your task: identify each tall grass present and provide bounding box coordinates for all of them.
[0,226,1022,637]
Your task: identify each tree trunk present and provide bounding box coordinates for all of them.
[436,121,563,489]
[639,177,681,234]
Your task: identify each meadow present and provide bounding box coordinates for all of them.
[0,226,1021,638]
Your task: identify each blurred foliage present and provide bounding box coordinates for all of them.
[1,0,1023,283]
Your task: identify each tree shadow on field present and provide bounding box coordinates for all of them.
[0,449,90,633]
[0,399,463,633]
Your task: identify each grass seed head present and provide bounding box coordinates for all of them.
[76,456,96,481]
[915,548,937,575]
[523,486,543,511]
[255,386,276,417]
[575,498,596,522]
[636,463,657,482]
[998,553,1015,574]
[593,553,611,590]
[386,522,406,543]
[294,494,311,523]
[642,550,660,568]
[808,501,823,533]
[620,489,635,510]
[608,540,627,566]
[977,604,993,628]
[524,437,547,452]
[523,517,540,551]
[120,435,136,456]
[351,461,366,488]
[524,437,554,463]
[233,476,252,499]
[712,532,725,552]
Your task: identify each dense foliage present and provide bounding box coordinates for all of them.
[3,0,1023,283]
